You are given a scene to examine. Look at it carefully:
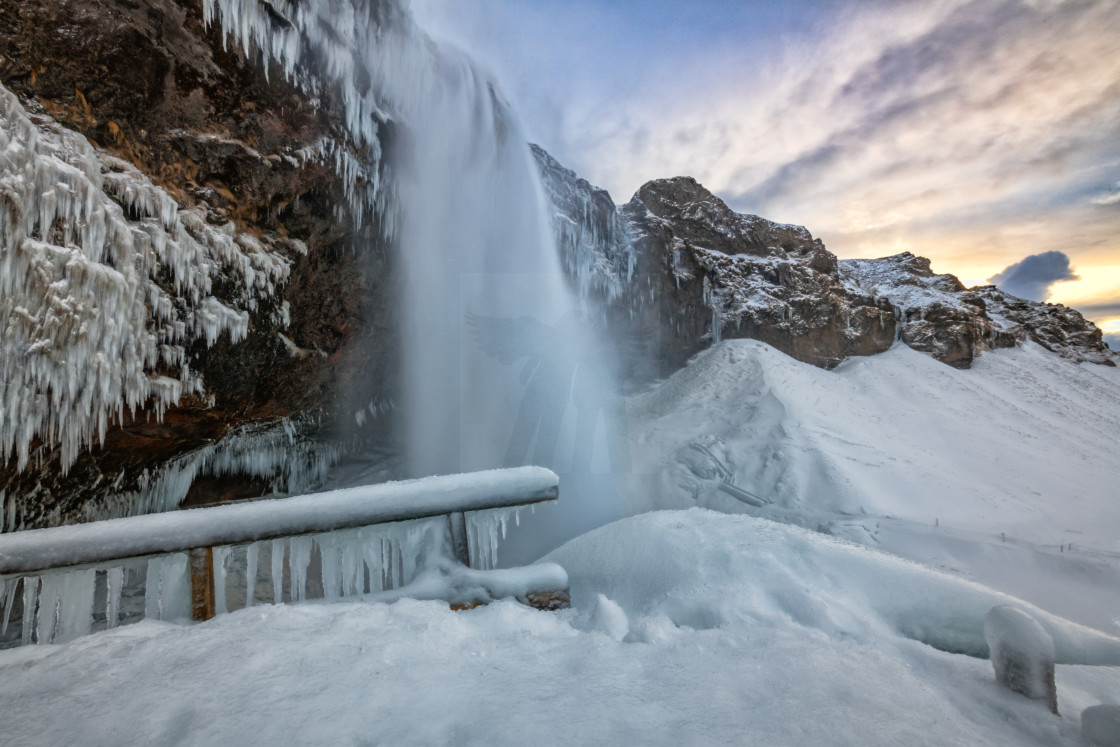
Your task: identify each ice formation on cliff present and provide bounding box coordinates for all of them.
[0,85,290,474]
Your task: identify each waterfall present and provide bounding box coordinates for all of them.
[201,0,575,480]
[393,46,573,478]
[0,0,593,644]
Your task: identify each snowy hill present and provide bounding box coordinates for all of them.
[626,338,1120,634]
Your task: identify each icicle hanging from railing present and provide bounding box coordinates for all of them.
[244,543,258,608]
[21,577,38,645]
[288,536,313,603]
[196,516,453,609]
[465,506,525,571]
[35,574,62,645]
[271,538,285,605]
[0,578,14,637]
[213,546,230,616]
[105,567,124,630]
[144,554,189,622]
[52,570,96,644]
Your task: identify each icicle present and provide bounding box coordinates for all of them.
[54,569,96,643]
[105,566,124,630]
[362,529,385,594]
[213,546,229,615]
[21,576,39,645]
[341,533,362,597]
[144,558,164,620]
[317,533,342,600]
[0,84,292,478]
[288,536,312,602]
[271,538,285,604]
[465,507,523,571]
[0,578,14,636]
[36,574,63,645]
[144,554,189,621]
[245,542,259,608]
[395,541,405,588]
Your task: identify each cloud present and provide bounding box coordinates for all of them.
[988,251,1079,302]
[412,0,1120,291]
[1091,183,1120,206]
[1104,333,1120,351]
[1075,300,1120,318]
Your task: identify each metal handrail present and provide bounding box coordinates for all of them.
[0,467,558,577]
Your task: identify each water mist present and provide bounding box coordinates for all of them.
[389,35,628,564]
[200,0,631,565]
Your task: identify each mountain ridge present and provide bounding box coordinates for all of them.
[532,145,1115,374]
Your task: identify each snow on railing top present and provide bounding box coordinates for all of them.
[0,467,558,576]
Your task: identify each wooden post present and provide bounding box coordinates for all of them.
[189,547,215,621]
[448,511,471,567]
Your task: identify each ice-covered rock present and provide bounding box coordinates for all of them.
[985,605,1058,713]
[1082,705,1120,747]
[531,144,634,304]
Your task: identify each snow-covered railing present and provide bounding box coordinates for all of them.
[0,468,559,644]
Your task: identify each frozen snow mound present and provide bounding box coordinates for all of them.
[547,509,1120,664]
[0,507,1117,746]
[624,337,1120,634]
[985,605,1058,712]
[1082,705,1120,747]
[627,338,1120,551]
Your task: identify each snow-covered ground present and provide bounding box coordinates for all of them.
[626,339,1120,635]
[2,339,1118,745]
[0,510,1117,746]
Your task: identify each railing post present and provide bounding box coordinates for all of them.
[448,511,471,567]
[189,547,216,621]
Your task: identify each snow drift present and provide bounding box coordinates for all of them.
[0,509,1116,746]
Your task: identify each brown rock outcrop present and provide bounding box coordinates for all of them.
[843,253,1113,368]
[532,150,1114,378]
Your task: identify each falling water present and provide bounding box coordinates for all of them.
[382,17,633,567]
[391,46,573,479]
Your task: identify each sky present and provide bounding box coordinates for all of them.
[411,0,1120,346]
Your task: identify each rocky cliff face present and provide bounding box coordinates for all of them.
[841,253,1113,368]
[0,0,397,528]
[532,149,1114,377]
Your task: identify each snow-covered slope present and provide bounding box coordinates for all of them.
[0,510,1116,746]
[1,339,1117,745]
[627,338,1120,633]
